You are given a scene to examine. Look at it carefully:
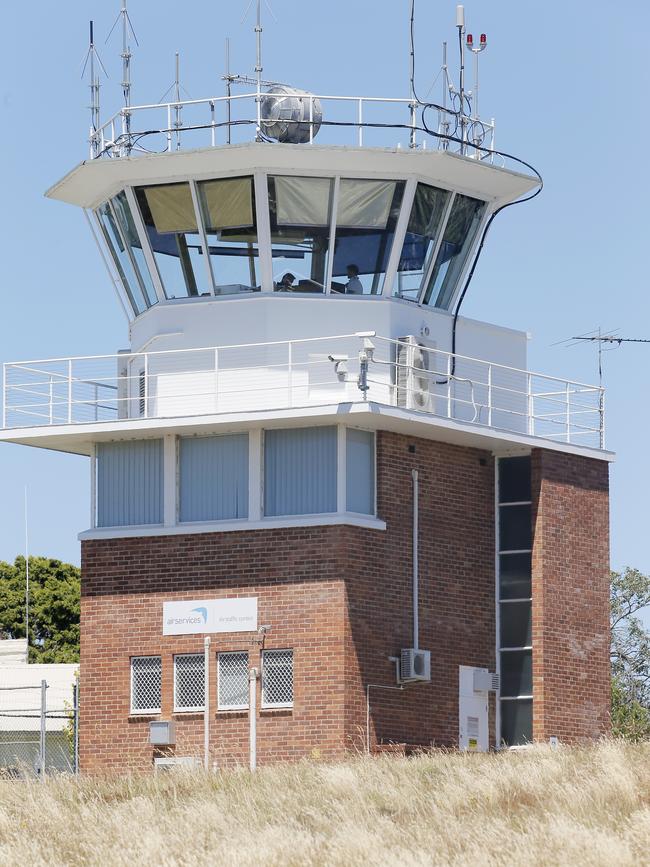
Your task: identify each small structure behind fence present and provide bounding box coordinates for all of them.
[0,672,78,779]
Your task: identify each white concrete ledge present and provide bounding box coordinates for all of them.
[78,512,387,542]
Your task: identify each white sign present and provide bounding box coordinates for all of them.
[163,598,258,636]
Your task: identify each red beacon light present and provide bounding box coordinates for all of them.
[466,33,473,47]
[480,33,487,47]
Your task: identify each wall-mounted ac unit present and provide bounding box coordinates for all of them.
[400,648,431,682]
[473,670,500,692]
[149,721,176,746]
[154,756,201,773]
[395,336,434,412]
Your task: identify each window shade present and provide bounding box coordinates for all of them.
[199,177,254,230]
[337,179,395,228]
[179,434,249,522]
[96,439,163,527]
[144,183,197,234]
[264,427,337,516]
[274,176,332,226]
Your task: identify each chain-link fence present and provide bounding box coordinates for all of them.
[0,679,78,778]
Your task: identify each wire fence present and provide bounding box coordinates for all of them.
[0,680,78,779]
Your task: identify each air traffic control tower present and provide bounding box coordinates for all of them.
[0,7,611,771]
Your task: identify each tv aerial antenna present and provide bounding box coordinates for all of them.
[106,1,139,154]
[569,328,650,388]
[159,53,192,151]
[81,21,108,159]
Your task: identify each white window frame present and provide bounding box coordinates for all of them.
[173,653,205,713]
[217,651,250,711]
[130,655,162,715]
[261,648,294,709]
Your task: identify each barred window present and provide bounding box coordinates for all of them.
[174,654,205,712]
[262,649,294,708]
[131,656,162,714]
[218,652,249,711]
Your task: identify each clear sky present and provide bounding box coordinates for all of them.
[0,0,648,579]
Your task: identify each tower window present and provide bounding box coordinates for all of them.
[264,426,337,517]
[346,428,375,515]
[174,654,205,712]
[262,649,294,709]
[96,439,163,527]
[393,183,450,301]
[179,434,249,522]
[130,656,162,715]
[218,652,249,711]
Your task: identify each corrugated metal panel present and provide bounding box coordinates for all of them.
[346,429,375,515]
[179,434,249,522]
[96,440,163,527]
[264,427,337,516]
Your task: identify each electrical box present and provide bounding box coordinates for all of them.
[459,665,490,752]
[400,648,431,682]
[149,721,176,746]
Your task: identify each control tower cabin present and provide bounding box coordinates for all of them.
[0,10,611,771]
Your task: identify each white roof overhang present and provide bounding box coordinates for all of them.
[46,142,538,211]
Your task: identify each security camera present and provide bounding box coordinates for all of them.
[328,354,349,363]
[258,625,272,635]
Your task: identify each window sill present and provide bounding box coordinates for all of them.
[80,513,386,541]
[260,706,293,713]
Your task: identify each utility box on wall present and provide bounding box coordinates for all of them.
[458,665,490,752]
[149,721,176,746]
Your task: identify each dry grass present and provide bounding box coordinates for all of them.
[0,742,649,866]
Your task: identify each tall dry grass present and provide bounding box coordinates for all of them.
[0,741,648,866]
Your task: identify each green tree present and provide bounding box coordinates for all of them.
[610,568,650,740]
[0,556,80,663]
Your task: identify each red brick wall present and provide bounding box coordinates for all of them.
[531,449,610,742]
[79,433,610,772]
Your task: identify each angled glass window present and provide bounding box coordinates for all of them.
[393,183,450,301]
[331,179,404,295]
[197,176,260,295]
[424,194,486,309]
[135,183,210,299]
[268,176,333,293]
[96,202,148,315]
[111,192,158,307]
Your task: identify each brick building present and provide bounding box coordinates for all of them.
[0,28,611,771]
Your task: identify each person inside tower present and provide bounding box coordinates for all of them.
[345,264,363,294]
[276,272,297,291]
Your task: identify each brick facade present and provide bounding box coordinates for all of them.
[531,449,610,741]
[79,433,610,773]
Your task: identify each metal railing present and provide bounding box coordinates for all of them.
[1,335,605,449]
[89,90,496,163]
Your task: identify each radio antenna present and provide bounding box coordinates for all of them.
[81,21,108,158]
[107,1,139,154]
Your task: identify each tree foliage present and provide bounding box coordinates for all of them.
[610,567,650,741]
[0,556,80,664]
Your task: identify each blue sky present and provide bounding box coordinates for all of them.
[0,0,648,579]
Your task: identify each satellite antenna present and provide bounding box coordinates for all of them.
[106,1,139,154]
[81,21,108,159]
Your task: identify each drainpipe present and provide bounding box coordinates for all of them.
[249,668,258,771]
[203,636,211,771]
[412,469,419,650]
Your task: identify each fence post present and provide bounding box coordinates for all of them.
[67,359,73,424]
[73,675,80,775]
[204,636,211,771]
[39,679,47,781]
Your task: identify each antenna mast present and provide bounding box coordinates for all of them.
[82,21,107,159]
[255,0,263,140]
[107,1,139,154]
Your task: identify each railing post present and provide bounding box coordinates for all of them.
[566,381,571,444]
[409,102,417,149]
[527,374,534,436]
[144,354,149,419]
[67,360,73,424]
[210,100,216,147]
[600,388,606,450]
[73,674,80,775]
[309,97,314,145]
[49,376,54,425]
[214,349,219,412]
[487,363,493,427]
[2,363,6,429]
[446,354,452,418]
[166,105,172,152]
[94,384,99,422]
[358,99,363,147]
[288,342,293,407]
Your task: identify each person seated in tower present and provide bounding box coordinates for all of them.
[276,272,296,291]
[345,264,363,294]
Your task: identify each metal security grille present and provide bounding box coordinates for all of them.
[174,654,205,712]
[262,649,293,708]
[218,652,249,710]
[130,657,162,714]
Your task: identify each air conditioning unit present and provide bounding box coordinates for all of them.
[395,336,433,411]
[400,648,431,682]
[154,756,201,773]
[149,721,176,746]
[473,670,500,692]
